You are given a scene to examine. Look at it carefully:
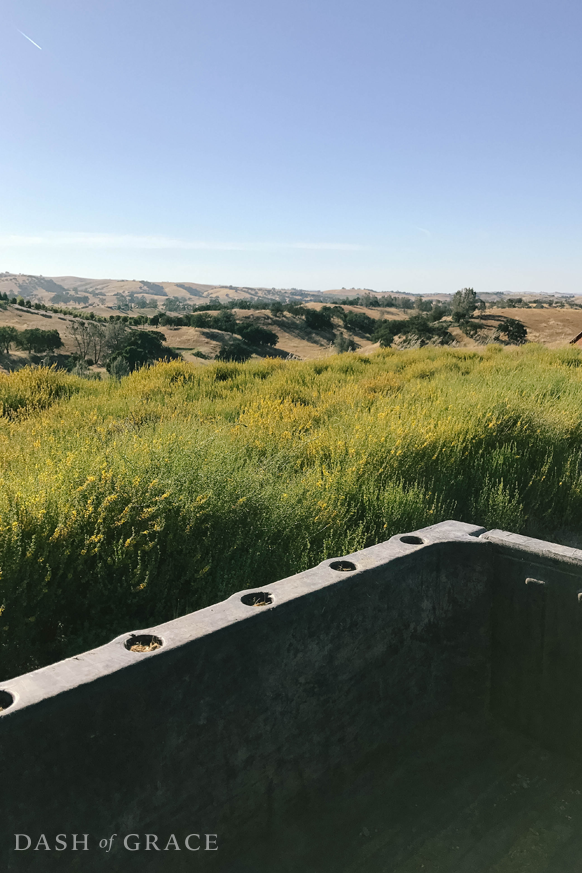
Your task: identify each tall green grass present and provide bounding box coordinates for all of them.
[2,344,582,678]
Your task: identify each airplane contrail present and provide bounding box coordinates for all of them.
[17,29,42,50]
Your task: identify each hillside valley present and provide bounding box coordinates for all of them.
[2,271,582,374]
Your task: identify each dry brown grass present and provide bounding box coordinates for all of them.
[129,640,161,653]
[488,308,582,347]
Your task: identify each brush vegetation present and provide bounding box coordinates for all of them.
[2,344,582,678]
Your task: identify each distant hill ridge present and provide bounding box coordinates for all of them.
[0,272,335,307]
[1,272,576,309]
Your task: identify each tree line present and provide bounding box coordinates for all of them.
[371,289,528,347]
[0,327,63,355]
[0,288,529,363]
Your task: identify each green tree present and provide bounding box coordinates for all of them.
[41,329,64,353]
[0,326,17,353]
[14,329,63,354]
[237,324,278,346]
[428,304,450,322]
[104,322,130,356]
[212,311,238,333]
[343,311,376,335]
[189,311,239,333]
[372,315,453,347]
[106,329,179,373]
[304,309,332,331]
[189,312,213,329]
[414,296,433,313]
[451,287,477,322]
[216,340,252,362]
[495,318,528,345]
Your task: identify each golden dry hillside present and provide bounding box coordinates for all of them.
[489,308,582,347]
[2,271,582,373]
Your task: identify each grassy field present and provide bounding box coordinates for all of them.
[2,344,582,679]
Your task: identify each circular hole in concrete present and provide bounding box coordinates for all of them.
[241,592,273,607]
[400,535,424,545]
[0,690,14,712]
[125,634,163,653]
[329,560,357,572]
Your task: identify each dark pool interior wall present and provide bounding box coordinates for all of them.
[2,520,582,872]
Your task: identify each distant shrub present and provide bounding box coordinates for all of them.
[373,315,453,347]
[108,356,131,380]
[237,324,278,346]
[334,334,357,353]
[428,304,451,322]
[212,311,239,334]
[304,309,333,331]
[189,311,238,333]
[189,312,213,329]
[495,318,528,345]
[343,312,375,335]
[71,361,101,380]
[216,340,252,362]
[414,297,434,313]
[458,319,486,338]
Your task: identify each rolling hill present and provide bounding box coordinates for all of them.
[2,271,582,373]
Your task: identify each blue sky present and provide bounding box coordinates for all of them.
[1,0,581,293]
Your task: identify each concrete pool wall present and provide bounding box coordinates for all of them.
[2,520,582,871]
